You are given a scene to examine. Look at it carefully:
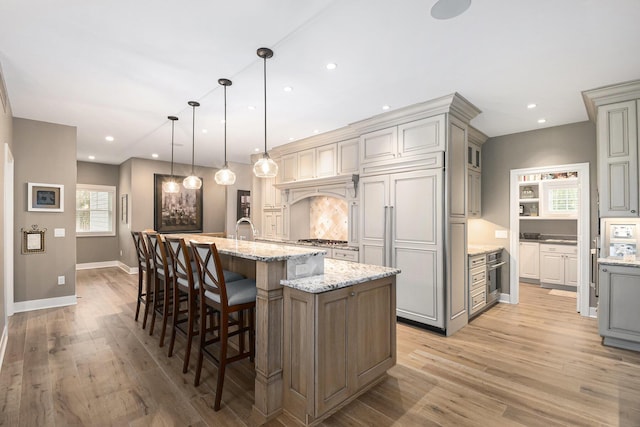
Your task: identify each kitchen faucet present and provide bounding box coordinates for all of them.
[235,217,258,240]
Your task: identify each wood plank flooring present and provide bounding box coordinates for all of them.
[1,269,639,426]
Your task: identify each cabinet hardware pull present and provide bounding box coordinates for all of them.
[350,292,355,297]
[602,268,608,272]
[632,210,637,213]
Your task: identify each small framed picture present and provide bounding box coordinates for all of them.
[28,183,64,212]
[21,226,46,254]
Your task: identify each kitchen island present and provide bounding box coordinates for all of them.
[169,235,399,425]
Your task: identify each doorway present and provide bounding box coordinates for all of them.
[508,162,591,316]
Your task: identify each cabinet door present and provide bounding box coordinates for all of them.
[281,154,298,182]
[449,119,467,217]
[360,127,397,164]
[360,175,389,267]
[565,255,579,287]
[316,144,337,177]
[398,115,445,158]
[316,287,352,415]
[262,211,275,238]
[338,138,359,175]
[468,170,481,217]
[598,265,640,343]
[468,142,481,171]
[390,169,444,329]
[348,200,359,246]
[262,176,275,208]
[297,149,316,180]
[519,242,540,279]
[539,251,564,284]
[597,100,638,217]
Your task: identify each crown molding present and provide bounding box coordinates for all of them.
[582,79,640,122]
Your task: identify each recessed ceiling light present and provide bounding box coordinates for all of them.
[202,129,208,133]
[538,118,547,124]
[152,153,159,158]
[254,148,261,152]
[88,155,95,160]
[220,119,226,124]
[289,137,295,141]
[313,129,319,134]
[248,105,256,110]
[430,0,471,20]
[105,136,114,142]
[527,103,537,109]
[326,63,337,70]
[382,105,390,110]
[284,86,293,92]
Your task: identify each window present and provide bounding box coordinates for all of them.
[76,184,116,236]
[541,181,578,217]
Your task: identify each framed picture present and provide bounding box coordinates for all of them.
[28,182,64,212]
[154,174,203,233]
[237,190,251,220]
[21,226,46,254]
[121,194,128,224]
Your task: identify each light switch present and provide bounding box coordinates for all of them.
[58,276,65,285]
[495,230,508,239]
[54,228,65,237]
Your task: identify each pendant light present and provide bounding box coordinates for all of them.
[162,115,181,193]
[214,78,236,185]
[183,100,203,190]
[253,47,279,178]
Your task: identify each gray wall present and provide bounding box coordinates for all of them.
[76,161,120,264]
[469,120,597,298]
[118,158,227,269]
[13,118,77,302]
[0,63,13,333]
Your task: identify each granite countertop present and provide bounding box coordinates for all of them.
[256,237,359,251]
[520,234,577,245]
[167,234,327,262]
[598,257,640,268]
[468,245,504,256]
[281,259,400,293]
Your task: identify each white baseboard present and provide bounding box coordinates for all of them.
[119,261,137,275]
[13,295,77,313]
[76,261,119,270]
[499,292,511,303]
[0,324,7,373]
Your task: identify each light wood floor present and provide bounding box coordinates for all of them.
[1,269,640,426]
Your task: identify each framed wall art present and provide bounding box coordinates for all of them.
[21,225,47,254]
[153,174,203,233]
[121,194,128,224]
[237,190,250,220]
[28,182,64,212]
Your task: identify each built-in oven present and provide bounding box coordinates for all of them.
[486,250,505,305]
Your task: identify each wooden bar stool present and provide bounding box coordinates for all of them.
[190,241,256,411]
[131,231,154,329]
[145,232,173,346]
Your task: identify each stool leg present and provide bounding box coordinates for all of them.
[159,276,171,347]
[135,267,143,321]
[214,312,229,411]
[142,269,152,330]
[182,293,197,373]
[167,282,180,358]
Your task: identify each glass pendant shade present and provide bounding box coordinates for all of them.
[183,174,202,189]
[162,179,181,193]
[183,100,202,190]
[253,47,278,178]
[214,164,236,185]
[163,115,180,193]
[253,153,278,178]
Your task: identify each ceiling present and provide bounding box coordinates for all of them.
[1,0,639,168]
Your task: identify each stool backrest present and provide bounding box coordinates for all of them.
[191,242,229,308]
[165,236,196,292]
[145,232,171,280]
[131,231,152,270]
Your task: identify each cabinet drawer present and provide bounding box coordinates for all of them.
[469,254,486,269]
[470,288,486,314]
[332,249,359,262]
[470,268,486,290]
[540,244,577,255]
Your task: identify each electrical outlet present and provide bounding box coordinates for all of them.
[495,230,509,239]
[57,276,65,285]
[120,249,123,256]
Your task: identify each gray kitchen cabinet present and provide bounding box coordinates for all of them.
[598,263,640,351]
[359,116,445,167]
[583,81,640,218]
[360,169,444,329]
[519,241,540,280]
[539,244,577,288]
[468,170,481,217]
[598,100,639,217]
[468,254,487,317]
[467,141,481,171]
[337,138,359,175]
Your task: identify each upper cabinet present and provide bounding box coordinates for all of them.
[466,126,487,218]
[316,144,337,177]
[583,80,640,218]
[281,154,298,183]
[360,116,445,166]
[337,139,359,175]
[278,143,343,182]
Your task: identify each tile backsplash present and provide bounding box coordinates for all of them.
[309,196,348,240]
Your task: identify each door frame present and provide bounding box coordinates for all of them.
[508,162,591,316]
[4,143,14,318]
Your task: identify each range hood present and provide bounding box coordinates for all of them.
[274,174,358,204]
